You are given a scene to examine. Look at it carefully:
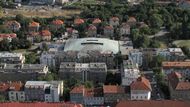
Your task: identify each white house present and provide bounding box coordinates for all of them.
[122,60,140,86]
[130,77,152,100]
[128,49,143,66]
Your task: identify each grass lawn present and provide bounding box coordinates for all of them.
[173,40,190,47]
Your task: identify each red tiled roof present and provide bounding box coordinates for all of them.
[40,30,51,36]
[104,25,114,30]
[162,61,190,68]
[130,76,152,91]
[121,23,130,28]
[92,18,101,24]
[127,17,137,23]
[0,102,83,107]
[0,33,17,38]
[74,18,84,25]
[168,72,190,90]
[103,85,125,94]
[70,85,94,97]
[116,100,190,107]
[28,32,40,37]
[110,17,119,21]
[88,24,97,30]
[29,21,40,27]
[52,19,64,25]
[0,81,23,92]
[5,20,21,27]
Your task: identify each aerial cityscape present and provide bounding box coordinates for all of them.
[0,0,190,107]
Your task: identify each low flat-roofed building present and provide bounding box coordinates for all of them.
[59,62,107,83]
[0,64,48,81]
[0,52,25,64]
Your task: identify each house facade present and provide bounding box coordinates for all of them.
[120,23,130,36]
[87,24,97,37]
[5,21,21,32]
[0,52,25,64]
[104,25,114,38]
[29,21,40,32]
[109,17,120,27]
[130,77,152,100]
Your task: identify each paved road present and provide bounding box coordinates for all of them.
[148,28,169,39]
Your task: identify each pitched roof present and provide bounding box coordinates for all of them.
[103,85,125,94]
[92,18,101,24]
[74,18,85,25]
[104,25,114,30]
[52,19,64,25]
[88,24,97,30]
[29,21,40,27]
[168,72,190,91]
[121,23,130,28]
[0,102,83,107]
[40,30,51,36]
[162,61,190,68]
[5,20,21,27]
[116,100,190,107]
[0,81,23,92]
[110,17,119,21]
[0,33,17,38]
[127,17,137,23]
[130,76,152,91]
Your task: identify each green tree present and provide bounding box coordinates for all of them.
[25,53,38,64]
[0,39,11,51]
[0,95,5,102]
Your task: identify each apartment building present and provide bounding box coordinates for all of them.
[0,52,25,64]
[25,81,63,102]
[59,62,107,83]
[0,64,48,81]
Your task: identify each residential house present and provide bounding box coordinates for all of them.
[162,61,190,79]
[92,18,101,26]
[121,60,140,86]
[0,33,17,42]
[51,19,64,31]
[0,64,48,81]
[109,17,120,27]
[59,62,107,83]
[103,85,129,104]
[70,85,104,106]
[127,17,137,26]
[120,23,130,36]
[5,20,21,32]
[40,30,51,41]
[168,48,185,61]
[116,100,190,107]
[130,76,152,100]
[104,25,114,38]
[0,52,25,64]
[74,18,85,25]
[8,81,25,101]
[0,102,83,107]
[27,32,41,43]
[128,49,143,66]
[168,72,190,100]
[66,28,79,38]
[25,81,63,102]
[29,21,40,32]
[87,24,97,37]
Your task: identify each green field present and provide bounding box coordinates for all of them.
[173,40,190,47]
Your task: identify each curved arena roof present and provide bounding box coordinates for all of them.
[64,38,120,54]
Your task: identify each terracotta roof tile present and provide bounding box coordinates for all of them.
[88,24,97,30]
[0,81,23,92]
[130,76,152,91]
[0,102,83,107]
[103,85,125,93]
[74,18,85,25]
[110,17,119,21]
[127,17,137,23]
[104,25,114,30]
[162,61,190,68]
[92,18,101,24]
[29,21,40,27]
[168,72,190,90]
[40,30,51,36]
[52,19,64,25]
[5,20,21,27]
[116,100,190,107]
[0,33,17,38]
